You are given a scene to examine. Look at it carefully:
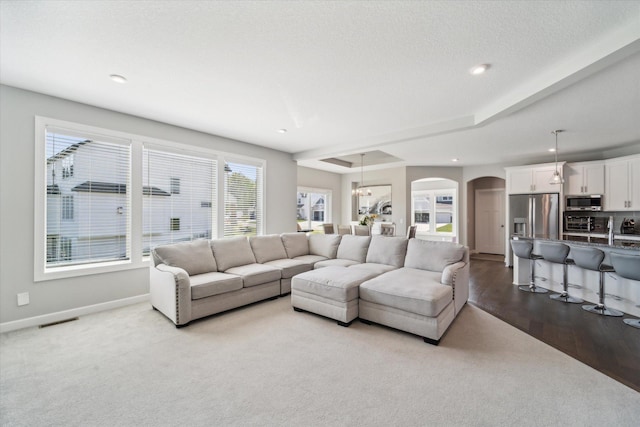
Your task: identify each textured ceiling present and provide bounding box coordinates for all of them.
[1,0,639,173]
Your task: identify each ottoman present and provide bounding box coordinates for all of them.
[291,266,378,326]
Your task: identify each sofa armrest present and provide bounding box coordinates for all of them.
[150,263,192,326]
[441,261,469,315]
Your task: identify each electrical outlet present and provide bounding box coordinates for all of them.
[17,292,29,306]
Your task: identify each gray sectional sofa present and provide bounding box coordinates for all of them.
[150,233,469,344]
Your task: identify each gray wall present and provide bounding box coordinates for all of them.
[0,85,297,324]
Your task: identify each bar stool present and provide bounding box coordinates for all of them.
[609,252,640,328]
[510,240,547,293]
[571,247,623,317]
[538,242,584,304]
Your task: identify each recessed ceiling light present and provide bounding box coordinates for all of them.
[109,74,127,84]
[278,129,288,134]
[470,64,490,75]
[452,158,459,162]
[548,148,556,152]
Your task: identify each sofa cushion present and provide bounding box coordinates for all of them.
[309,234,342,259]
[263,258,312,279]
[153,240,217,276]
[190,272,243,300]
[349,262,397,275]
[225,263,281,287]
[292,254,328,266]
[250,235,288,264]
[292,267,378,303]
[281,233,310,258]
[359,268,453,317]
[315,259,361,268]
[365,236,408,267]
[211,237,256,271]
[336,235,370,263]
[404,239,465,272]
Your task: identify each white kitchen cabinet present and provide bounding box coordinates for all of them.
[506,164,563,194]
[565,161,605,195]
[605,155,640,211]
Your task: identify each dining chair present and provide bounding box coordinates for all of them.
[406,225,417,239]
[354,225,370,236]
[337,225,352,235]
[380,224,395,236]
[322,223,335,234]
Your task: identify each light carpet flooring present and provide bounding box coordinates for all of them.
[1,297,639,426]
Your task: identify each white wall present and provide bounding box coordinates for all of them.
[0,85,297,325]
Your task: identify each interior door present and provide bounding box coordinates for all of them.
[475,189,505,255]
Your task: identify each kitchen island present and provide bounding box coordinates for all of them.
[512,236,640,318]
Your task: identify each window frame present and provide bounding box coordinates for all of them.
[296,186,332,232]
[221,157,266,237]
[411,188,457,238]
[34,116,267,281]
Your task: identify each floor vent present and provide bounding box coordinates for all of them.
[39,317,79,328]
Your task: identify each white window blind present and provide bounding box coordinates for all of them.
[224,161,263,236]
[45,129,131,268]
[143,146,217,254]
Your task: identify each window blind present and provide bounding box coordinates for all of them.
[224,161,263,236]
[143,147,217,254]
[45,129,131,267]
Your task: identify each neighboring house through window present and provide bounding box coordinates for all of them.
[35,117,266,281]
[297,187,331,232]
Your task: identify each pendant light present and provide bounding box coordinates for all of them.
[549,129,564,185]
[357,153,372,196]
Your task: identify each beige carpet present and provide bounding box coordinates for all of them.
[1,297,639,426]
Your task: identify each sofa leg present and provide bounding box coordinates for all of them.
[423,337,440,346]
[337,320,352,327]
[293,306,304,312]
[359,318,373,325]
[176,322,190,329]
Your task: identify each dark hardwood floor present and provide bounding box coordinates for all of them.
[468,256,640,393]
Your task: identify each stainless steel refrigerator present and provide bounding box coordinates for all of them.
[508,193,559,265]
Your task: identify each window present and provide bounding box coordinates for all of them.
[411,188,457,237]
[170,177,180,194]
[224,161,263,236]
[61,195,74,220]
[35,117,265,280]
[297,187,331,232]
[43,127,130,268]
[143,146,216,254]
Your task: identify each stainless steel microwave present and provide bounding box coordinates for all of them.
[565,195,603,211]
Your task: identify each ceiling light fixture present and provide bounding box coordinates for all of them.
[470,64,490,75]
[549,129,565,185]
[278,128,287,134]
[109,74,127,84]
[452,158,459,162]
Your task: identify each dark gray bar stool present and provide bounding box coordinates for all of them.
[538,242,583,304]
[510,240,547,293]
[571,246,623,317]
[609,252,640,328]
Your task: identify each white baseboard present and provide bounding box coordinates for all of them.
[0,294,150,333]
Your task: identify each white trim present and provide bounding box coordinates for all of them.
[0,294,150,333]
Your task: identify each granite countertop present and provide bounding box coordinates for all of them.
[512,235,640,252]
